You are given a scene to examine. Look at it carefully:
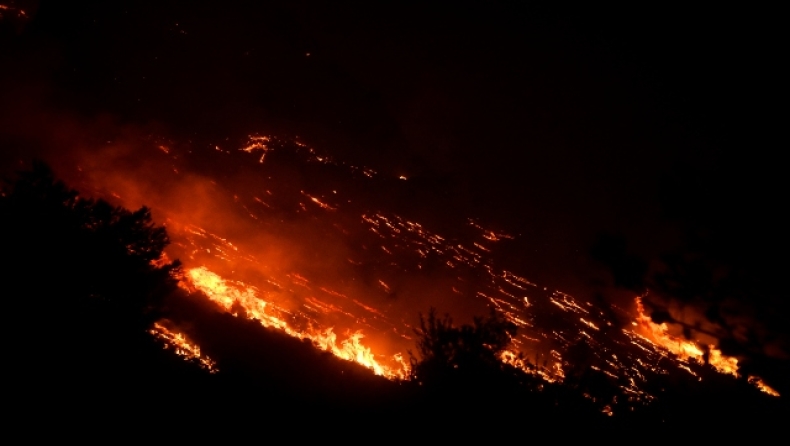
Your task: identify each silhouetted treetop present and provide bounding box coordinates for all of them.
[1,160,180,325]
[409,307,519,386]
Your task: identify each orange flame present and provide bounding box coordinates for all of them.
[634,297,739,376]
[183,266,409,379]
[500,349,563,383]
[632,297,781,396]
[150,322,218,373]
[748,376,781,397]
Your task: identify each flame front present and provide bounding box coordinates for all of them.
[748,376,781,397]
[150,322,218,373]
[183,266,408,379]
[633,297,740,377]
[64,132,781,402]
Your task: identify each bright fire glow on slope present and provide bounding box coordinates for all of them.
[749,376,781,397]
[633,297,779,396]
[150,322,218,373]
[183,266,408,379]
[68,132,779,400]
[634,296,739,376]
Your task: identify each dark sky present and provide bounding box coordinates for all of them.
[1,1,785,296]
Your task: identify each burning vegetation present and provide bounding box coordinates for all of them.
[149,321,218,373]
[1,146,783,428]
[49,132,790,401]
[143,134,782,399]
[2,0,787,433]
[182,266,407,378]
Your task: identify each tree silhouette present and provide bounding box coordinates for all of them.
[409,307,519,386]
[407,307,611,425]
[0,159,191,407]
[1,160,180,327]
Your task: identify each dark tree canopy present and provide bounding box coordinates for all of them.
[409,307,520,386]
[1,160,181,325]
[0,160,200,414]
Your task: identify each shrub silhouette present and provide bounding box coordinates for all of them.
[1,160,180,326]
[0,160,189,405]
[409,307,520,387]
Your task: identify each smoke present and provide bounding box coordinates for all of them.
[0,67,493,361]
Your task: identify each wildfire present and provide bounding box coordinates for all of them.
[241,135,272,163]
[67,130,783,404]
[302,192,336,211]
[748,376,781,397]
[634,296,739,376]
[632,296,781,397]
[150,322,218,373]
[501,349,561,383]
[183,266,409,379]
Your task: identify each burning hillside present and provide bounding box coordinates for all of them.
[49,133,779,408]
[2,3,785,426]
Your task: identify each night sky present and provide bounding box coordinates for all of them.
[1,2,787,356]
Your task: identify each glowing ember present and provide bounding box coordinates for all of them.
[0,3,27,18]
[183,266,408,379]
[150,322,218,373]
[241,135,272,163]
[302,192,336,211]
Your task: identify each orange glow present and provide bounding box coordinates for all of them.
[57,130,781,405]
[301,192,336,211]
[634,297,739,376]
[241,135,271,162]
[579,318,600,331]
[501,349,563,383]
[184,266,409,379]
[150,322,218,373]
[748,376,781,397]
[0,3,27,18]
